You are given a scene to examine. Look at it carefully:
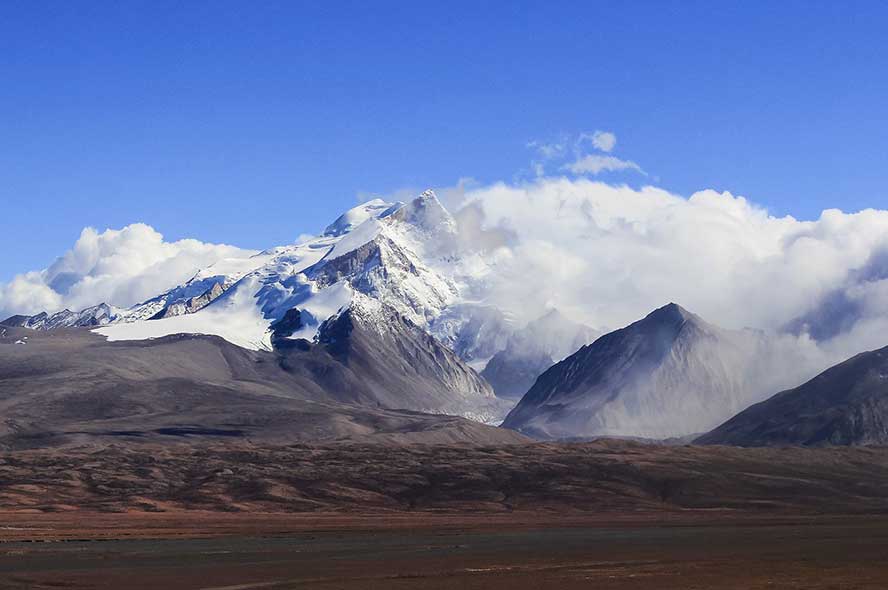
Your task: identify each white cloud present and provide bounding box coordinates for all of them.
[451,177,888,369]
[0,223,256,318]
[529,130,641,178]
[564,154,646,176]
[580,130,617,152]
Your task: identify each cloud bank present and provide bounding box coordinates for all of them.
[0,224,255,318]
[452,177,888,366]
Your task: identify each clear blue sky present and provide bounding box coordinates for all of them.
[2,1,887,282]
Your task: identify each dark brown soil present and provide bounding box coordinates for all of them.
[4,440,888,514]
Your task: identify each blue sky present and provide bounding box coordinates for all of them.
[2,1,888,282]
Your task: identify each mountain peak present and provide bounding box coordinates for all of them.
[389,189,457,239]
[417,188,441,204]
[642,302,697,325]
[407,189,447,217]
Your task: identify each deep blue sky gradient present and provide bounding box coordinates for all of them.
[2,1,888,280]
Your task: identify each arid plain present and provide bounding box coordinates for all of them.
[3,441,888,589]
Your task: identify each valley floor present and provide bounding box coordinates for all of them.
[4,441,888,588]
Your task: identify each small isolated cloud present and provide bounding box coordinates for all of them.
[526,140,566,161]
[528,129,640,178]
[580,130,617,153]
[0,224,256,318]
[564,154,646,176]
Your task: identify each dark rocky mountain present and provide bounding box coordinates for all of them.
[481,309,599,399]
[280,295,509,422]
[148,281,226,319]
[697,345,888,446]
[501,303,789,440]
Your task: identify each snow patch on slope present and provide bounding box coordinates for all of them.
[324,218,384,262]
[97,276,274,351]
[191,251,278,283]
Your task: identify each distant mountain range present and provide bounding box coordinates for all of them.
[3,191,886,447]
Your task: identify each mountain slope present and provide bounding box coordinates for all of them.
[697,345,888,446]
[0,324,526,449]
[481,309,599,399]
[501,303,794,440]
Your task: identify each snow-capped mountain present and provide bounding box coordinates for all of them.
[83,190,463,352]
[3,191,499,355]
[2,190,529,423]
[501,303,816,440]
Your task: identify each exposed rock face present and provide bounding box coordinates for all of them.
[149,282,226,319]
[697,345,888,447]
[269,307,306,346]
[501,303,793,440]
[481,309,599,399]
